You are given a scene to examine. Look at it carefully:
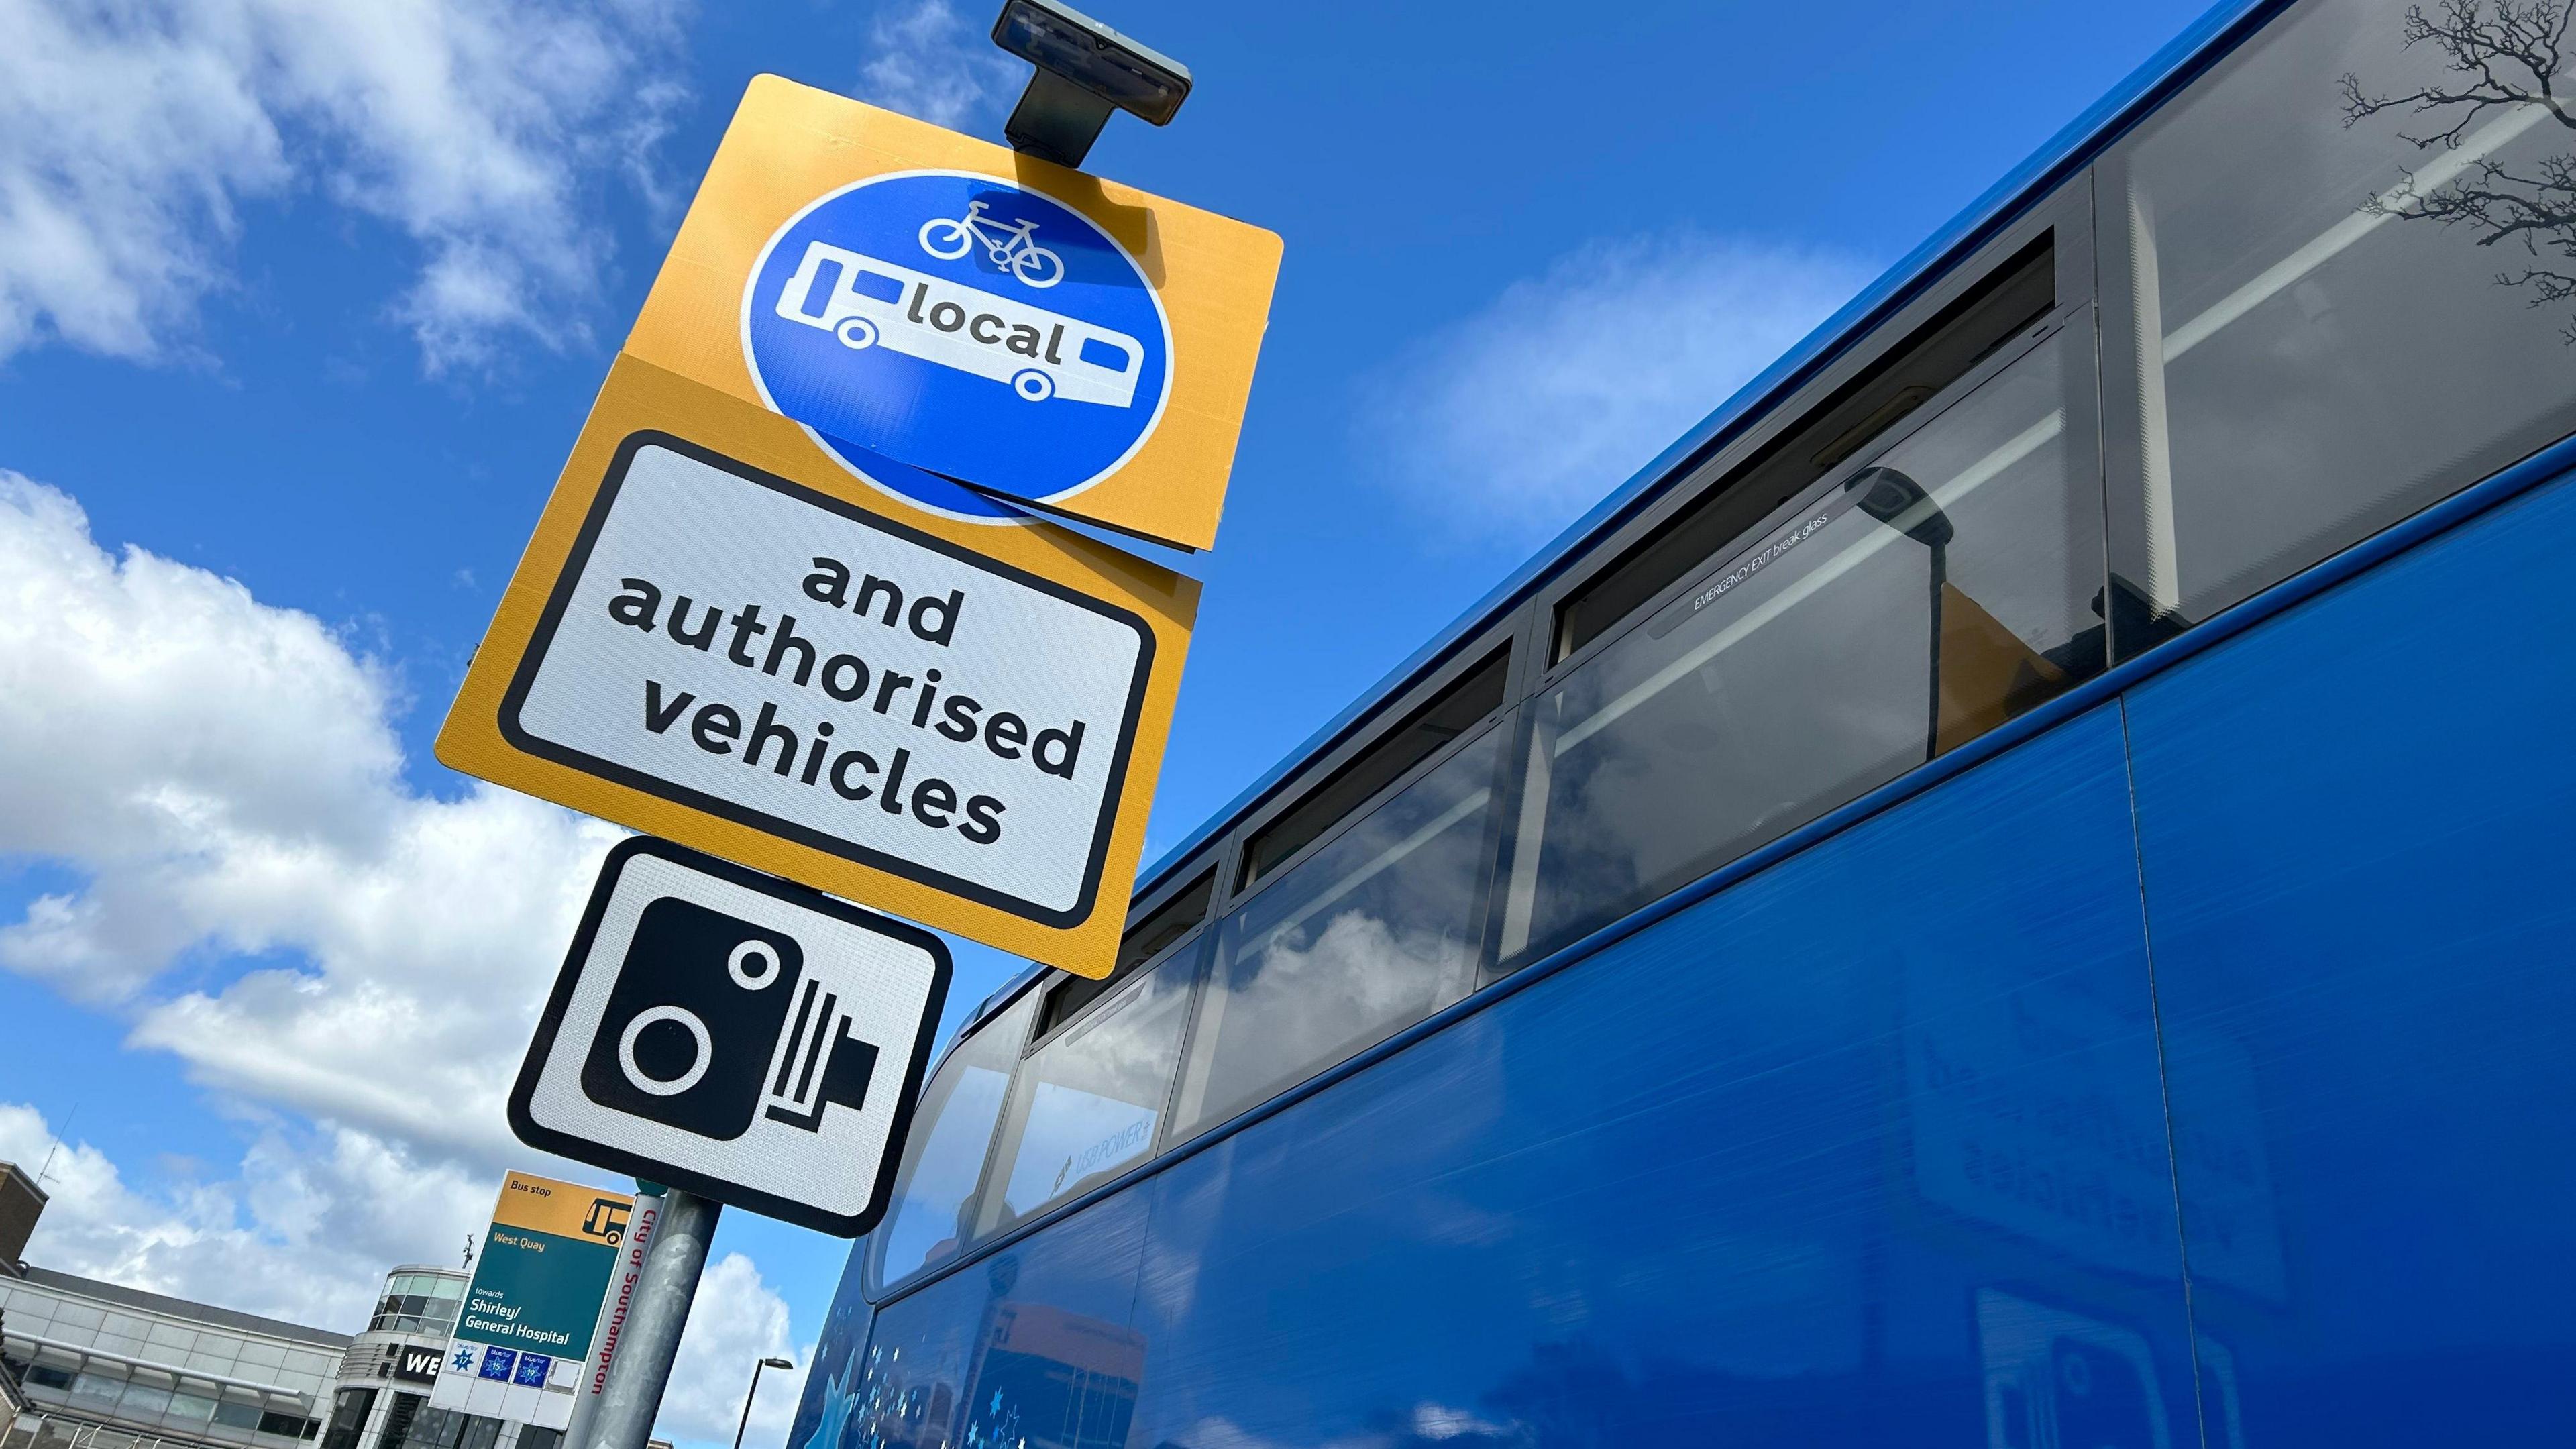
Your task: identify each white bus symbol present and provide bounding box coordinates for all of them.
[772,241,1144,407]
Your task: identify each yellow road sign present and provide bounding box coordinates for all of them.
[633,75,1281,551]
[437,355,1198,977]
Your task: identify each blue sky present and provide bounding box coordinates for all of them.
[0,1,2209,1442]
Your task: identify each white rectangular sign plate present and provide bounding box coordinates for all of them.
[499,434,1153,926]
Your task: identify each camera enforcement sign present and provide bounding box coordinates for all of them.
[511,836,950,1236]
[437,349,1195,976]
[633,75,1279,550]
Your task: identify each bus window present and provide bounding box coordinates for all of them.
[1499,323,2102,963]
[977,936,1202,1236]
[1554,235,2057,662]
[2099,0,2576,641]
[1033,868,1213,1043]
[1238,646,1510,892]
[867,991,1037,1293]
[1172,725,1507,1140]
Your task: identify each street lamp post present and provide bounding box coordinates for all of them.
[731,1356,796,1449]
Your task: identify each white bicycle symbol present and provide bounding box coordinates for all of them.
[918,200,1065,288]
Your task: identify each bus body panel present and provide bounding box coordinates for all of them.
[802,704,2195,1448]
[793,460,2576,1448]
[1112,704,2184,1449]
[829,1188,1150,1449]
[2120,470,2576,1444]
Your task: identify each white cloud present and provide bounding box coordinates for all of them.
[855,0,1022,131]
[0,1102,491,1329]
[0,476,812,1448]
[1362,233,1875,546]
[0,0,688,372]
[659,1252,807,1446]
[0,469,622,1159]
[1,1102,806,1449]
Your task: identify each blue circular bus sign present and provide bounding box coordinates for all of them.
[743,172,1173,519]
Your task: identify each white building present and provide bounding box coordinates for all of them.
[0,1165,344,1449]
[316,1265,557,1449]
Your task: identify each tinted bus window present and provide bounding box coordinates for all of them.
[1034,868,1212,1042]
[869,991,1036,1290]
[1502,325,2102,960]
[2100,0,2576,636]
[1174,726,1506,1138]
[979,937,1201,1235]
[1238,647,1509,890]
[1554,235,2056,661]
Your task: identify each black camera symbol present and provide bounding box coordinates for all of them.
[580,897,878,1140]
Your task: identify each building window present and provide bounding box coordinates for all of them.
[321,1387,377,1449]
[68,1370,125,1406]
[260,1409,321,1439]
[393,1407,502,1449]
[376,1393,426,1449]
[119,1383,175,1419]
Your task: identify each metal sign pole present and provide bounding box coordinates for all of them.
[564,1191,662,1449]
[583,1188,720,1449]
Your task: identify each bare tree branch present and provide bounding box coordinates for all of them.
[2345,1,2576,341]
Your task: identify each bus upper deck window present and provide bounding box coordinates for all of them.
[2098,0,2576,639]
[1501,321,2102,963]
[1554,235,2055,663]
[1238,646,1509,892]
[1034,868,1214,1043]
[868,990,1038,1291]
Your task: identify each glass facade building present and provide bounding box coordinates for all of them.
[0,1266,341,1449]
[315,1267,558,1449]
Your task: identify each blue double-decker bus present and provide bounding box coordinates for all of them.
[790,1,2576,1444]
